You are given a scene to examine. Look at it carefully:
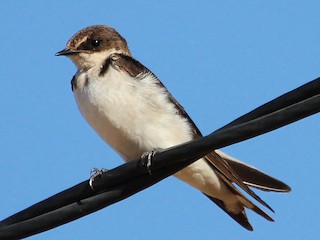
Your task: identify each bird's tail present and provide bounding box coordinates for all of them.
[203,172,274,231]
[203,151,290,230]
[205,195,252,231]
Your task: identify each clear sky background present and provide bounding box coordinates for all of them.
[1,1,319,239]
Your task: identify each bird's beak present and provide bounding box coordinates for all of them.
[55,48,79,56]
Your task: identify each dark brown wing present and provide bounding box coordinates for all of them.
[160,79,275,210]
[217,151,291,192]
[204,152,274,211]
[100,53,149,77]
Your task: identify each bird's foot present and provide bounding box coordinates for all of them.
[141,148,163,175]
[89,168,107,189]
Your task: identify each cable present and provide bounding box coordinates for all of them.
[0,77,319,239]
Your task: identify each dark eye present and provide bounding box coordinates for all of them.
[90,39,102,48]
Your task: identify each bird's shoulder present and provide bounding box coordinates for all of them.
[99,53,150,78]
[101,53,203,138]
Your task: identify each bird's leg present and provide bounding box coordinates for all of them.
[89,167,108,189]
[141,148,163,175]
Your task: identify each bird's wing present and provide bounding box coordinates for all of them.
[104,53,290,229]
[106,52,290,195]
[204,152,274,211]
[99,53,149,77]
[215,150,291,192]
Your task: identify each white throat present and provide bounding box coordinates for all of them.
[69,48,127,71]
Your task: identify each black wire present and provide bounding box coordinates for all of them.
[219,77,320,129]
[0,78,319,239]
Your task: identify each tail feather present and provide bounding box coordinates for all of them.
[204,190,274,231]
[233,192,274,222]
[215,170,273,222]
[203,152,276,230]
[204,194,253,231]
[205,153,274,212]
[216,150,291,192]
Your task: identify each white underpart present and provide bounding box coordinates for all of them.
[72,52,240,211]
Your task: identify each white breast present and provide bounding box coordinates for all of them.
[73,66,233,202]
[73,66,194,161]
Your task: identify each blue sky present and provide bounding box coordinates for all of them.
[1,1,320,239]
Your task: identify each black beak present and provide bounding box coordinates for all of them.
[55,48,78,56]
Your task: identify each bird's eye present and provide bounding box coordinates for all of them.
[90,39,102,48]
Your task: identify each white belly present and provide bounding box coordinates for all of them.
[74,67,194,160]
[73,67,235,203]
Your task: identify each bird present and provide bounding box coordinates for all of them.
[56,25,291,231]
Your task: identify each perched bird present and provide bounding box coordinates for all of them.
[56,25,290,230]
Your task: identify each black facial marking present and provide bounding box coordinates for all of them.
[90,39,102,48]
[71,75,77,91]
[77,38,103,51]
[99,57,112,77]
